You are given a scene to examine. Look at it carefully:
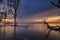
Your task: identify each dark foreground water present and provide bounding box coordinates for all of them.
[0,24,60,40]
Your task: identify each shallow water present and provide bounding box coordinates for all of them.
[0,24,60,40]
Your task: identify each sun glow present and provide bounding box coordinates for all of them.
[46,16,60,22]
[2,19,14,22]
[32,16,60,22]
[32,19,43,22]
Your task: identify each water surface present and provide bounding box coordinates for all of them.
[0,23,60,40]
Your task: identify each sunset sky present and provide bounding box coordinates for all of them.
[1,0,60,23]
[19,0,57,18]
[18,0,60,22]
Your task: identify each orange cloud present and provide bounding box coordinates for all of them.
[46,16,60,22]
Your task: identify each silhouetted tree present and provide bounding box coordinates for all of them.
[0,0,3,3]
[7,0,20,26]
[50,0,60,8]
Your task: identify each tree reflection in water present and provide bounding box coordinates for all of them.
[0,24,16,40]
[45,29,60,40]
[0,23,60,40]
[0,25,5,40]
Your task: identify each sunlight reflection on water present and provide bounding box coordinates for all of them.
[0,23,60,40]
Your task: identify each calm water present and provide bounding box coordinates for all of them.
[0,23,60,40]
